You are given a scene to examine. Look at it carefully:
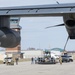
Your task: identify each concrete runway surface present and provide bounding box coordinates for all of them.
[0,61,75,75]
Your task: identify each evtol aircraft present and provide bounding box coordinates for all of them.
[0,3,75,48]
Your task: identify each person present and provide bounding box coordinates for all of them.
[31,57,34,64]
[59,56,62,65]
[6,58,8,65]
[15,57,19,65]
[38,57,40,62]
[34,57,37,64]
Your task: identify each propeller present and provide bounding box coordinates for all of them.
[63,36,69,51]
[45,23,64,29]
[45,23,69,51]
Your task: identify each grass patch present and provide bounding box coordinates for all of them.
[0,60,3,64]
[18,58,31,62]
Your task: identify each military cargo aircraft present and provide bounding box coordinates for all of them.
[0,3,75,48]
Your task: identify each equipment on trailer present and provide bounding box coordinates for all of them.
[37,50,56,64]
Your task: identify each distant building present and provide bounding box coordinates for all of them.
[51,48,64,52]
[21,50,44,59]
[0,50,6,60]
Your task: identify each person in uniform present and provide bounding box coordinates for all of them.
[15,57,19,65]
[31,57,34,64]
[59,56,62,65]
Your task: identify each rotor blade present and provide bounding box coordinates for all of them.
[64,36,69,51]
[45,23,64,29]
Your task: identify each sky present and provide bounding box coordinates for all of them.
[0,0,75,51]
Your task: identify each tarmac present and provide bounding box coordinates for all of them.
[0,61,75,75]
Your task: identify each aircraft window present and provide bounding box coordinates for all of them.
[10,19,19,24]
[10,19,18,21]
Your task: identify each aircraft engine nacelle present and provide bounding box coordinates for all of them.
[0,27,21,48]
[63,14,75,39]
[65,20,75,27]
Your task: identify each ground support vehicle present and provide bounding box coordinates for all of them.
[37,50,56,64]
[3,57,14,65]
[61,55,73,62]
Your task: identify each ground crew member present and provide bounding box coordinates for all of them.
[31,57,34,64]
[59,56,62,65]
[15,57,19,65]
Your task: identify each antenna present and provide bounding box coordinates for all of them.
[54,0,60,4]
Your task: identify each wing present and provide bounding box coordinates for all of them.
[0,3,75,17]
